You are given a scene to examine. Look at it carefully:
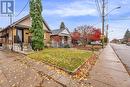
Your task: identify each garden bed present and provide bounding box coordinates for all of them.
[28,48,93,73]
[73,45,102,51]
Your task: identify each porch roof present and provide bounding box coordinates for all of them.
[59,33,70,37]
[51,29,61,35]
[15,25,30,29]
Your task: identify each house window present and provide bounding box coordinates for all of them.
[16,29,24,43]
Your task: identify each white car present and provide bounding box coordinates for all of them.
[91,41,102,45]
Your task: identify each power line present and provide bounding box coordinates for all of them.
[109,26,128,29]
[15,0,29,17]
[92,21,102,26]
[95,0,102,17]
[94,0,103,30]
[109,18,130,21]
[105,0,108,22]
[99,0,103,4]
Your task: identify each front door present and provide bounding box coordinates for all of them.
[16,29,24,51]
[17,29,24,43]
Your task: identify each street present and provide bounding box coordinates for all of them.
[111,44,130,74]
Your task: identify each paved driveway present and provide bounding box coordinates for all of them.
[111,44,130,74]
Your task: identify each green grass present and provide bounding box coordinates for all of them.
[28,48,93,72]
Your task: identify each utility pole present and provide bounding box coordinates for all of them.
[106,24,108,43]
[102,0,105,48]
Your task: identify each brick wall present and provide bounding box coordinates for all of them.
[128,38,130,42]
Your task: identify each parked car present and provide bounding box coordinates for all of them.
[126,42,130,46]
[91,41,102,45]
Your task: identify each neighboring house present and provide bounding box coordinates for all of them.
[123,29,130,43]
[128,38,130,42]
[0,15,51,51]
[51,22,71,48]
[110,39,120,43]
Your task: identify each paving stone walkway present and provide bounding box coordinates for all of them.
[18,55,82,87]
[0,51,64,87]
[0,50,93,87]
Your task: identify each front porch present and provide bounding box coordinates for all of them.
[13,27,32,51]
[0,26,32,52]
[51,35,71,48]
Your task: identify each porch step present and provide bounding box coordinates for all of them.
[13,44,32,52]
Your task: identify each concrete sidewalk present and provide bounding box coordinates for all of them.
[85,44,130,87]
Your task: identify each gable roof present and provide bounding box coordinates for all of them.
[51,29,61,35]
[52,27,70,36]
[1,15,51,32]
[52,22,70,36]
[124,29,130,38]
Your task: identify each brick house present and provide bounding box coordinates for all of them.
[0,15,51,51]
[51,22,71,47]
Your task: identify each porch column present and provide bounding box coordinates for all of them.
[68,37,72,47]
[11,27,14,50]
[62,36,64,47]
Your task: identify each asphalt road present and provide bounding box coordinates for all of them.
[111,44,130,74]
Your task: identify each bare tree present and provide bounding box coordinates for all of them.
[75,25,95,46]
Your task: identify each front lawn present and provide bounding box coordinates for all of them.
[28,48,93,72]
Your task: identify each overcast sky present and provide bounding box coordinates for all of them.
[0,0,130,40]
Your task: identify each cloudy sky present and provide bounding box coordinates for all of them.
[0,0,130,40]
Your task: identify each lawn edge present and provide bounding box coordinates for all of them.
[27,53,97,75]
